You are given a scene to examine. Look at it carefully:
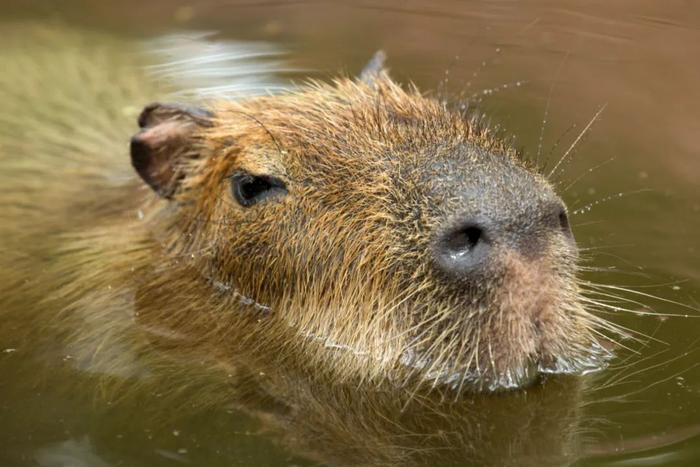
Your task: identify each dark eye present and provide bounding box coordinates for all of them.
[229,171,287,207]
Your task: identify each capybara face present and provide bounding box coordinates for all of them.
[130,74,610,392]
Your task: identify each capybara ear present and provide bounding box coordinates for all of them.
[358,50,387,84]
[130,102,213,198]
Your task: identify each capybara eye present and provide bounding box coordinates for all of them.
[229,171,288,208]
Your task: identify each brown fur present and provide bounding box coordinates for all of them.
[131,74,607,390]
[0,21,627,466]
[0,25,612,398]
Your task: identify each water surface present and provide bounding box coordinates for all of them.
[1,1,699,466]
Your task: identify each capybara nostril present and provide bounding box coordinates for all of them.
[435,222,492,277]
[544,200,574,240]
[433,196,575,277]
[558,208,573,238]
[445,225,483,253]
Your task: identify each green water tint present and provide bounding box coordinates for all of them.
[1,1,699,466]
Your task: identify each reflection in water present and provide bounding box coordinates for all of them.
[36,437,111,467]
[143,32,294,98]
[1,1,700,466]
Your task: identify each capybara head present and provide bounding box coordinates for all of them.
[129,62,610,392]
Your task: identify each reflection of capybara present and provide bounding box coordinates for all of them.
[0,27,611,397]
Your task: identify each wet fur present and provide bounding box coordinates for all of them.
[0,23,610,395]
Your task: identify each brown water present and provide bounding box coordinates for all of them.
[1,1,699,466]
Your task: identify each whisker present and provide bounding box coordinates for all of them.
[541,121,577,172]
[572,189,652,216]
[462,47,502,93]
[548,104,607,179]
[466,80,528,105]
[560,157,616,193]
[579,251,649,272]
[582,288,692,319]
[594,348,678,391]
[584,282,700,314]
[578,243,638,252]
[571,220,606,228]
[536,51,569,166]
[605,359,700,402]
[587,326,640,354]
[582,308,661,345]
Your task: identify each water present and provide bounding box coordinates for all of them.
[1,1,699,466]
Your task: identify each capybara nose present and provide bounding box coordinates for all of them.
[434,220,493,277]
[433,200,573,278]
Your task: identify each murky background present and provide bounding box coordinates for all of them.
[1,0,699,466]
